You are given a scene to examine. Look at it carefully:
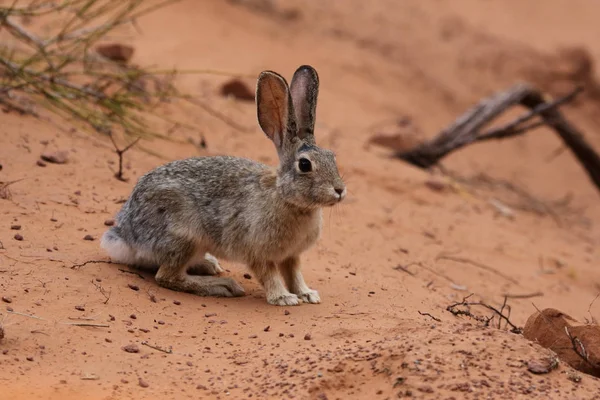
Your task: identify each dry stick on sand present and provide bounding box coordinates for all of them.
[63,322,110,328]
[436,254,519,285]
[447,294,522,334]
[503,291,544,299]
[108,134,141,182]
[418,311,442,322]
[142,340,173,354]
[397,84,600,193]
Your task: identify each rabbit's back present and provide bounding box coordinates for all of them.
[110,156,321,264]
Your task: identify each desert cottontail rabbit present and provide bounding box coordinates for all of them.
[101,65,346,306]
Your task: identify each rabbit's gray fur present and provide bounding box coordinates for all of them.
[101,65,346,306]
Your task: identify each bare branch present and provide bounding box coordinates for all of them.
[397,84,600,193]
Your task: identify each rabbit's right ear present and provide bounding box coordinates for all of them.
[256,71,297,152]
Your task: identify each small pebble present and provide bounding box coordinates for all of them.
[36,160,47,167]
[264,326,270,332]
[248,335,257,339]
[304,333,312,340]
[40,150,69,164]
[130,314,137,320]
[83,234,94,241]
[128,284,140,291]
[14,234,23,241]
[75,305,85,311]
[105,338,112,343]
[26,356,34,362]
[284,310,290,316]
[157,320,165,325]
[122,344,139,353]
[10,225,21,230]
[243,273,252,279]
[173,300,181,305]
[205,313,216,318]
[104,219,115,226]
[138,378,149,388]
[1,296,12,304]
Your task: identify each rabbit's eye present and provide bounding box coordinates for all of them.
[298,158,312,173]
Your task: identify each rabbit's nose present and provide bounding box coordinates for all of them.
[334,187,346,200]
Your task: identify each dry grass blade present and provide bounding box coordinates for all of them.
[1,1,186,140]
[0,0,251,172]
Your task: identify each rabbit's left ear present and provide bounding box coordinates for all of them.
[256,70,297,152]
[290,65,319,143]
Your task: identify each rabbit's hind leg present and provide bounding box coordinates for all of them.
[250,261,300,306]
[279,256,320,304]
[187,252,224,276]
[154,239,244,298]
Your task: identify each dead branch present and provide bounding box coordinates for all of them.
[418,311,441,322]
[141,340,173,354]
[503,291,544,299]
[7,310,45,320]
[446,294,522,334]
[92,280,111,304]
[397,84,600,192]
[436,254,519,285]
[108,134,141,182]
[64,322,110,328]
[392,262,418,276]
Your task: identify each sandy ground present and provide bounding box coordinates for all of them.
[1,1,600,399]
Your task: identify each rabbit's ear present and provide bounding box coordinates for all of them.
[290,65,319,143]
[256,71,297,151]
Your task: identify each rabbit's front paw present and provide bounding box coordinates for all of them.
[298,289,320,304]
[267,292,300,306]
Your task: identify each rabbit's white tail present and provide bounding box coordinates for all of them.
[101,229,135,264]
[101,228,158,268]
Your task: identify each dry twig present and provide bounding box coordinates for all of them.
[418,311,441,322]
[108,133,140,181]
[141,340,172,353]
[503,292,544,299]
[64,322,109,328]
[436,253,519,285]
[92,279,111,304]
[446,294,522,334]
[397,84,600,193]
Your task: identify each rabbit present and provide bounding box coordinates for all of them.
[100,65,346,306]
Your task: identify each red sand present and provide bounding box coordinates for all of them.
[1,1,599,399]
